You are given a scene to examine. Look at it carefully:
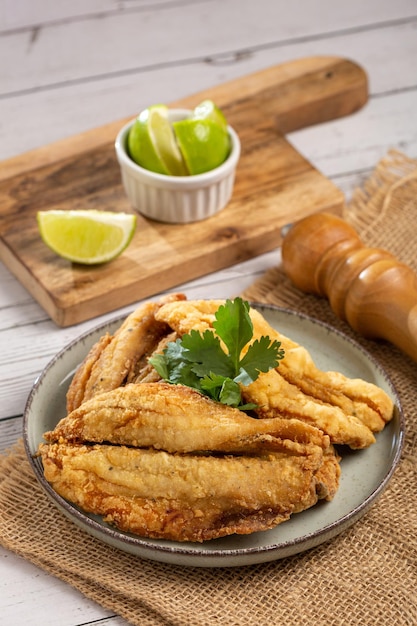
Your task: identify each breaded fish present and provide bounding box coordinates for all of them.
[38,441,332,542]
[155,299,394,448]
[248,307,394,430]
[65,332,113,414]
[242,369,376,449]
[154,298,223,335]
[46,381,331,455]
[314,445,341,500]
[66,293,185,412]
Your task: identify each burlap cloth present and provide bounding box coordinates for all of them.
[0,149,416,625]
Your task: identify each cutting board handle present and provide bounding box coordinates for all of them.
[2,56,368,181]
[177,56,368,134]
[281,212,417,363]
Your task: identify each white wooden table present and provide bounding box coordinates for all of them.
[1,1,416,624]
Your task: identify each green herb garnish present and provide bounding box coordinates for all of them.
[149,298,285,410]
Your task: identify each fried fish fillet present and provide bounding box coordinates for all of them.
[155,299,394,448]
[242,369,376,449]
[248,307,394,430]
[154,298,223,335]
[66,293,185,412]
[46,382,331,455]
[314,446,341,500]
[38,441,335,542]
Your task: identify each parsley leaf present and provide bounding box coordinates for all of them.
[181,330,233,379]
[212,298,253,372]
[149,298,285,410]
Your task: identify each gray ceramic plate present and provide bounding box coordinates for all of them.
[23,304,404,568]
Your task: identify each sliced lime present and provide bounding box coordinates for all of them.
[172,118,231,175]
[192,99,228,130]
[128,105,188,176]
[37,210,136,265]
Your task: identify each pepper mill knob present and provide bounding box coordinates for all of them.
[281,212,417,363]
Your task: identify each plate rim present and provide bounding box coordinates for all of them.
[23,302,405,567]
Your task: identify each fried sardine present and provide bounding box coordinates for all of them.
[49,382,330,454]
[42,380,341,542]
[39,441,337,543]
[66,293,185,412]
[154,299,394,449]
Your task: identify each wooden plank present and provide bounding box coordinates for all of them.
[3,16,416,162]
[0,0,192,32]
[0,56,368,326]
[1,0,414,97]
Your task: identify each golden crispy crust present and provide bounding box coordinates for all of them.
[48,382,330,454]
[248,308,394,428]
[39,442,330,542]
[242,369,376,449]
[155,299,394,449]
[66,332,112,414]
[314,445,341,501]
[154,299,223,335]
[66,294,185,412]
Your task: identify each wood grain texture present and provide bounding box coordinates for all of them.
[0,56,367,326]
[0,2,415,623]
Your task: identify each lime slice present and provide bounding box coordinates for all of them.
[128,105,188,176]
[37,210,137,265]
[192,99,228,130]
[172,118,231,175]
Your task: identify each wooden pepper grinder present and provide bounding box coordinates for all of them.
[281,212,417,363]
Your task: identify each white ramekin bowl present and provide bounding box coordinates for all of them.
[115,109,240,224]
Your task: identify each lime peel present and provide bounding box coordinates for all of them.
[127,100,231,176]
[128,105,188,176]
[37,210,137,265]
[192,100,228,130]
[172,118,231,175]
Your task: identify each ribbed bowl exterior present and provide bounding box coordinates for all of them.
[120,164,237,223]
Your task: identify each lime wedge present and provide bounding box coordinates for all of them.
[37,210,137,265]
[192,99,228,130]
[128,105,188,176]
[172,118,231,175]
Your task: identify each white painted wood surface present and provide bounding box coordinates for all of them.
[0,1,416,624]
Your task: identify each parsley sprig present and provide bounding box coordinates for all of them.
[149,298,285,410]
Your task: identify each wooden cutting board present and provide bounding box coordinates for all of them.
[0,56,367,327]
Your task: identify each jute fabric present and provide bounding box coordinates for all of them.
[0,149,416,625]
